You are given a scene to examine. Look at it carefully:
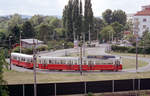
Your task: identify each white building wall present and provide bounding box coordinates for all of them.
[133,16,150,37]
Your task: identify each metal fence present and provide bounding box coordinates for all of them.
[6,78,150,96]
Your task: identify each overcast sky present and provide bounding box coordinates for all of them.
[0,0,150,16]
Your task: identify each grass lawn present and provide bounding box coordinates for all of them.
[122,57,148,69]
[3,69,150,84]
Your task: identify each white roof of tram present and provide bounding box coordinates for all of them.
[39,56,79,60]
[11,53,33,58]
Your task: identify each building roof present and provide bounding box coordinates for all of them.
[135,8,150,16]
[21,39,43,44]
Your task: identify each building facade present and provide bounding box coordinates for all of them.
[133,5,150,37]
[21,39,44,49]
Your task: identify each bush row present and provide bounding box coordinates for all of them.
[12,45,48,55]
[111,45,150,54]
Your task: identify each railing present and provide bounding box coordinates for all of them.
[5,78,150,96]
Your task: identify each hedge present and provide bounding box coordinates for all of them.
[111,45,150,54]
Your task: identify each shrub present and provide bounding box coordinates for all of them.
[12,46,33,54]
[111,45,150,54]
[36,45,48,51]
[66,42,74,48]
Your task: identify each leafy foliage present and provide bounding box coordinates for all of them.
[99,25,114,42]
[0,50,8,96]
[102,9,113,24]
[22,21,35,39]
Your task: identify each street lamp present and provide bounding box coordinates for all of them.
[9,36,12,70]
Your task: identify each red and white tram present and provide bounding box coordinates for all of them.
[11,53,122,71]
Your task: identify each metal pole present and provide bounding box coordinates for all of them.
[80,36,83,75]
[20,31,22,53]
[54,83,57,96]
[136,36,138,72]
[9,36,12,70]
[89,24,91,44]
[23,84,25,96]
[33,39,37,96]
[112,80,114,92]
[84,82,87,95]
[83,33,85,57]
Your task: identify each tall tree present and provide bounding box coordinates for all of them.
[10,24,20,44]
[35,23,54,42]
[99,25,114,42]
[7,14,22,35]
[72,0,79,40]
[93,17,105,40]
[112,10,127,25]
[111,22,124,41]
[102,9,113,24]
[62,0,83,41]
[22,21,35,39]
[30,15,44,27]
[79,0,83,36]
[84,0,93,41]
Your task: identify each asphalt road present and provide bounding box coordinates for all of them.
[7,44,150,74]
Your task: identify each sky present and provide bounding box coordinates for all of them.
[0,0,150,16]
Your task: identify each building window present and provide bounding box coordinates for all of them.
[143,18,147,22]
[143,25,147,29]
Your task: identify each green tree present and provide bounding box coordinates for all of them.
[65,0,74,41]
[0,50,8,96]
[35,23,54,42]
[10,25,20,43]
[111,22,124,41]
[112,10,127,25]
[93,17,105,40]
[102,9,113,24]
[100,25,114,42]
[22,21,35,39]
[7,14,22,32]
[50,18,62,28]
[84,0,93,41]
[30,15,44,27]
[62,0,83,41]
[54,28,66,40]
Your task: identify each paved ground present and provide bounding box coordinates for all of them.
[7,44,150,74]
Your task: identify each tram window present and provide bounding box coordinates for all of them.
[95,60,99,65]
[61,60,65,64]
[44,60,46,64]
[52,60,54,64]
[74,60,77,65]
[54,60,57,64]
[84,61,86,65]
[69,60,72,65]
[60,60,63,64]
[21,58,24,61]
[49,60,51,64]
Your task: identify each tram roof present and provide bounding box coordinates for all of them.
[39,56,79,60]
[11,53,33,58]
